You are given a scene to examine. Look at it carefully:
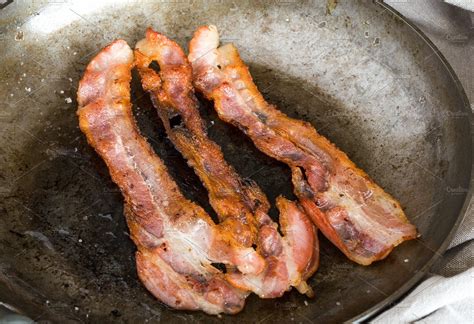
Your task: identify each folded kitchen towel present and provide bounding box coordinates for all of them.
[373,268,474,323]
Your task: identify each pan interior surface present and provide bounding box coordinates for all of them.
[0,1,470,322]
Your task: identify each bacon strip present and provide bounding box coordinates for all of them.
[189,25,418,266]
[134,28,319,298]
[76,40,269,314]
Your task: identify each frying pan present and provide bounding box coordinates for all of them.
[0,0,471,322]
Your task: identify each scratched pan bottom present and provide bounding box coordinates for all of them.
[0,0,471,323]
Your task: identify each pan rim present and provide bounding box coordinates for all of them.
[352,1,473,322]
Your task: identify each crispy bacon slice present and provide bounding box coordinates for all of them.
[189,25,418,266]
[76,40,270,314]
[134,28,318,298]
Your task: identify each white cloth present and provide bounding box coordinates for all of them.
[444,0,474,11]
[373,269,474,323]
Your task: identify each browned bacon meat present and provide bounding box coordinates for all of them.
[189,25,418,266]
[76,40,269,314]
[134,28,318,298]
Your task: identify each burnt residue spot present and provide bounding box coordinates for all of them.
[169,114,183,128]
[211,262,227,273]
[255,111,268,123]
[217,64,222,69]
[110,309,122,317]
[149,60,161,74]
[9,229,25,238]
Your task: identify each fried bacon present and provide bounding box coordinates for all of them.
[189,25,418,266]
[134,28,318,298]
[76,40,268,314]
